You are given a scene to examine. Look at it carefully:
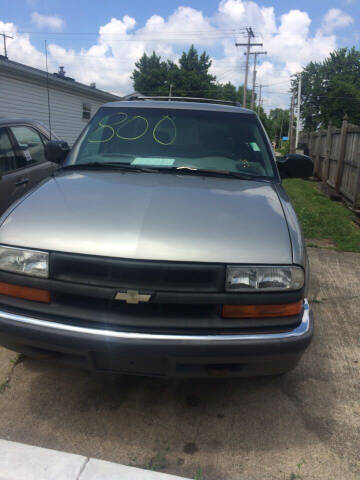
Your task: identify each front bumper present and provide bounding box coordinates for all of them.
[0,300,313,377]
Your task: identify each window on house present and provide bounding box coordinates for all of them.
[82,103,91,120]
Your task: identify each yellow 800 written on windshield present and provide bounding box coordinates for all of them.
[88,113,177,146]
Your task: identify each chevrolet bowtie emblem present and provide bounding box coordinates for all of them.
[115,290,151,304]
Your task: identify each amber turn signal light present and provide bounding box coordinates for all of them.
[0,282,50,303]
[222,301,303,318]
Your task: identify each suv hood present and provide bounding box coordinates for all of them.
[0,171,292,264]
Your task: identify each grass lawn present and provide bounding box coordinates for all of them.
[283,179,360,253]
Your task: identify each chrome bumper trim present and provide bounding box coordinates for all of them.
[0,300,310,342]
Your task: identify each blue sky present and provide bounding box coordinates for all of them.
[1,0,358,109]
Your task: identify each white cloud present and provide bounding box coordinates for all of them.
[1,1,354,111]
[31,12,64,31]
[139,7,216,46]
[265,10,337,66]
[0,21,45,68]
[217,0,276,32]
[321,8,354,34]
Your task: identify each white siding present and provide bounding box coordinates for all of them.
[0,74,108,145]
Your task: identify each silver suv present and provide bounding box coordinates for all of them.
[0,100,313,377]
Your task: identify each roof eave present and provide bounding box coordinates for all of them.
[0,58,121,101]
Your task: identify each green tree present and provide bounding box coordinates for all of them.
[211,82,253,107]
[267,108,289,144]
[132,45,218,98]
[131,46,263,111]
[235,85,253,108]
[219,82,237,102]
[131,52,169,95]
[292,47,360,130]
[258,106,271,136]
[174,45,217,97]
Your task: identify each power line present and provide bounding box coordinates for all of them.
[262,90,291,94]
[265,79,291,86]
[2,29,249,43]
[4,28,248,36]
[215,67,246,82]
[315,95,360,100]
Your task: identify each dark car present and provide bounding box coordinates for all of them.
[0,119,58,215]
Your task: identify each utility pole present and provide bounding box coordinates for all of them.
[235,27,262,108]
[1,32,13,59]
[295,73,302,150]
[279,109,285,148]
[164,81,173,101]
[288,94,296,154]
[249,51,267,110]
[258,84,263,112]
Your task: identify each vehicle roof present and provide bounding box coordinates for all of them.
[0,118,59,139]
[0,118,50,130]
[101,100,256,114]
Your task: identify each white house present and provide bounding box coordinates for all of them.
[0,57,121,145]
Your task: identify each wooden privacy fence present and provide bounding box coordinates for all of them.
[299,115,360,210]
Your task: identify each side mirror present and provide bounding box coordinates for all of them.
[45,140,70,165]
[277,154,313,179]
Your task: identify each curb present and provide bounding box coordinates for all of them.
[0,439,191,480]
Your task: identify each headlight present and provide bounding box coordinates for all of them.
[226,266,304,291]
[0,245,49,278]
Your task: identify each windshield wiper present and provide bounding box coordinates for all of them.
[60,162,154,173]
[147,166,272,182]
[60,163,272,181]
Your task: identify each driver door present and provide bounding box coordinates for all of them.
[8,125,54,194]
[0,127,28,216]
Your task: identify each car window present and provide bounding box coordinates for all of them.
[0,128,19,174]
[68,107,277,179]
[10,126,46,164]
[39,132,49,144]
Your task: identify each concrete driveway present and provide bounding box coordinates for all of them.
[0,248,359,480]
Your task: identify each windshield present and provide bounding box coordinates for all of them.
[66,106,277,179]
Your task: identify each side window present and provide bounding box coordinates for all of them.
[82,103,91,120]
[0,128,18,174]
[10,126,46,164]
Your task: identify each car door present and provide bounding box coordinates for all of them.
[8,125,54,195]
[0,127,35,216]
